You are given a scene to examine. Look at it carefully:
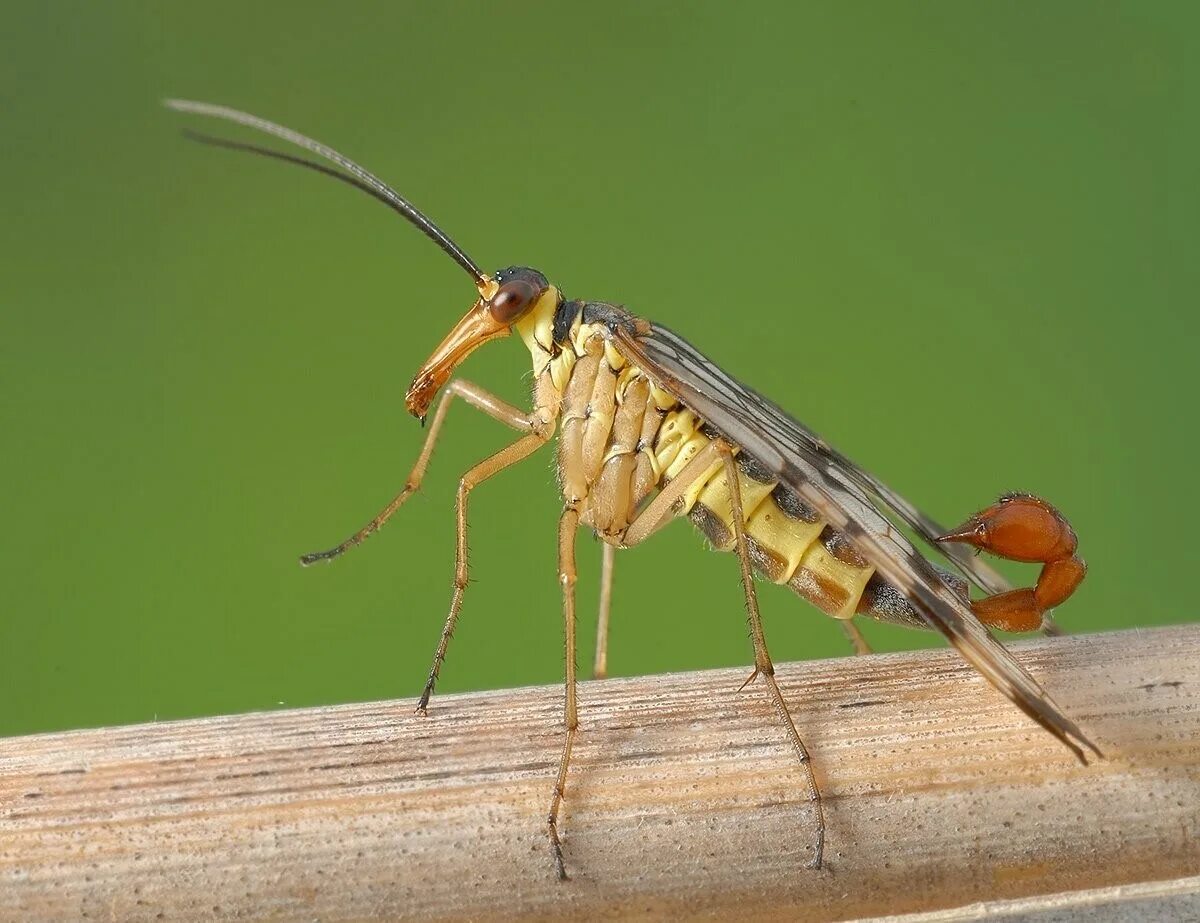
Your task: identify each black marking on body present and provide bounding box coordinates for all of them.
[737,451,777,484]
[689,503,790,583]
[821,526,869,568]
[581,301,640,336]
[745,538,787,582]
[857,576,925,629]
[689,502,731,549]
[772,484,819,523]
[552,298,584,345]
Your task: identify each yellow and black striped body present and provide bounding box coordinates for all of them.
[515,296,929,628]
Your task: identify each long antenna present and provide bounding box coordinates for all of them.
[181,129,418,215]
[164,99,488,286]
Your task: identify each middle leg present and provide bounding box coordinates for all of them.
[610,440,826,867]
[300,379,531,566]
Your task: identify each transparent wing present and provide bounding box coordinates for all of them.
[607,313,1097,762]
[820,447,1013,596]
[637,317,1011,593]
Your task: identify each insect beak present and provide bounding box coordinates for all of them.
[405,280,505,420]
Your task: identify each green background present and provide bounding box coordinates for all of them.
[2,4,1195,738]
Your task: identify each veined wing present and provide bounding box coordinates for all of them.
[607,313,1098,762]
[816,443,1012,596]
[624,312,1010,595]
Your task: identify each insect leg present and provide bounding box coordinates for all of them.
[715,440,826,871]
[416,427,550,714]
[548,502,581,880]
[619,442,724,548]
[592,542,615,679]
[300,380,531,566]
[840,619,872,656]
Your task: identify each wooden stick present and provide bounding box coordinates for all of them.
[1,626,1197,921]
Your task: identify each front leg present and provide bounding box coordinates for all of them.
[299,379,535,565]
[298,378,551,714]
[937,492,1086,632]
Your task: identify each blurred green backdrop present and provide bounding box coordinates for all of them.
[2,4,1195,737]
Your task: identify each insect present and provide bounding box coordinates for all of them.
[166,99,1099,879]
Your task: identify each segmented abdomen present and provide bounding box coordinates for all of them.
[653,410,883,621]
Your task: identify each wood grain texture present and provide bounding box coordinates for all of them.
[865,874,1200,921]
[1,626,1197,922]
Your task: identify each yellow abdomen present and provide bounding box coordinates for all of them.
[653,407,875,620]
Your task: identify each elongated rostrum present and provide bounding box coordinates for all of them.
[166,99,1097,882]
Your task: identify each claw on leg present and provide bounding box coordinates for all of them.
[938,493,1086,631]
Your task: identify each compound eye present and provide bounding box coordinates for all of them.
[488,279,538,324]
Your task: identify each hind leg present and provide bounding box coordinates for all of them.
[937,493,1086,632]
[840,619,872,655]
